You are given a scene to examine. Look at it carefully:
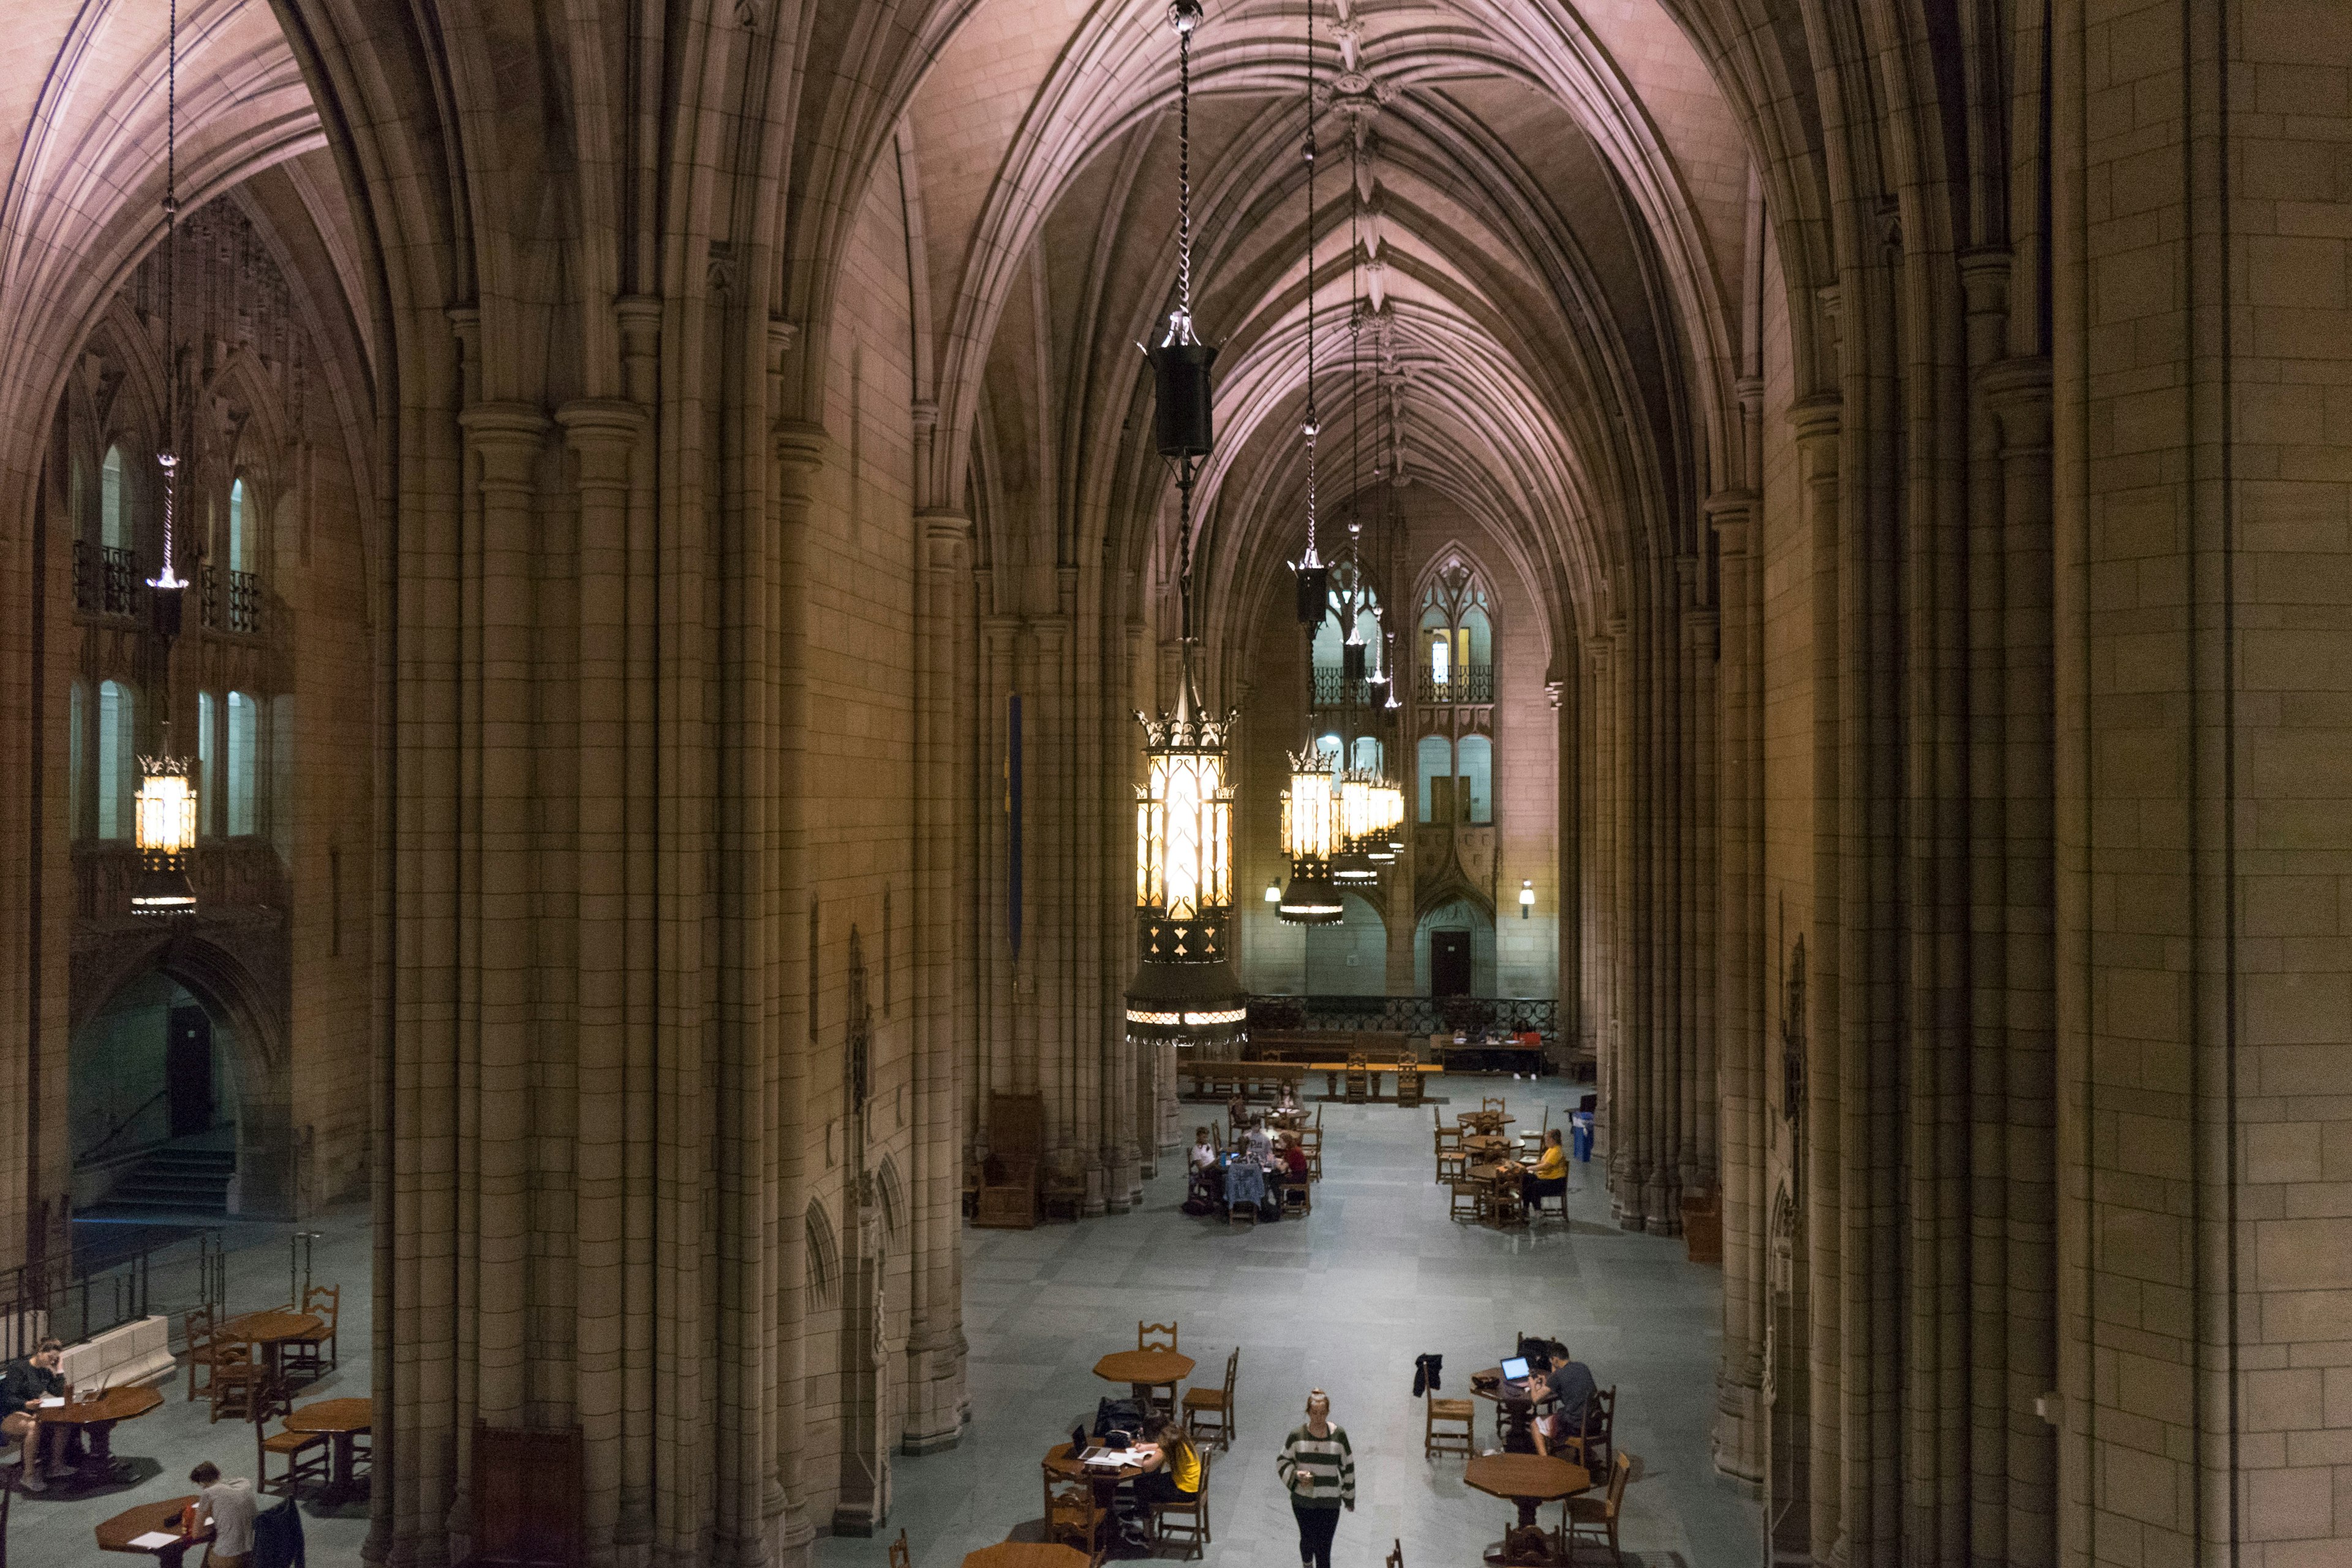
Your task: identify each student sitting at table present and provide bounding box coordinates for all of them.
[1278,1133,1310,1184]
[0,1336,74,1490]
[1275,1080,1300,1115]
[1243,1115,1276,1170]
[1128,1415,1204,1516]
[1528,1362,1599,1461]
[1183,1129,1226,1215]
[1521,1128,1569,1205]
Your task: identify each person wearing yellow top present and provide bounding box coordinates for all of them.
[1130,1415,1203,1515]
[1521,1128,1570,1205]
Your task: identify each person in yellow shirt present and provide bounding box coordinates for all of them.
[1131,1415,1204,1513]
[1521,1128,1569,1206]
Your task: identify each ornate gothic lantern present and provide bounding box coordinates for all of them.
[1278,748,1344,923]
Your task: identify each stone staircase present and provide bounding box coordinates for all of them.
[101,1144,236,1215]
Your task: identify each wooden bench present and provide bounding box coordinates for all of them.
[1305,1061,1447,1100]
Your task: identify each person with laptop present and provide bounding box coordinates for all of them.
[1128,1415,1202,1513]
[1529,1360,1600,1462]
[0,1336,71,1490]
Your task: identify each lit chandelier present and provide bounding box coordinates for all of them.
[1126,0,1248,1052]
[134,0,196,917]
[1278,747,1343,922]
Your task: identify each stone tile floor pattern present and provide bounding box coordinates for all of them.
[823,1079,1758,1568]
[9,1080,1757,1567]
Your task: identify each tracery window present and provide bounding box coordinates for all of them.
[97,679,136,840]
[227,690,260,835]
[1415,734,1494,825]
[1417,564,1493,703]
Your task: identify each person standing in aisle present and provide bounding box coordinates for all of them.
[1275,1389,1357,1568]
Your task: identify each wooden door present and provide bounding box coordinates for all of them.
[166,1006,213,1137]
[1430,931,1472,997]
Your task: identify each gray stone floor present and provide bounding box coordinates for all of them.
[7,1202,374,1566]
[823,1079,1758,1568]
[11,1079,1758,1567]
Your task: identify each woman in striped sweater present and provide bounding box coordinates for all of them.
[1275,1389,1357,1568]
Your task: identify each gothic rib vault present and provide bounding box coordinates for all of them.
[1,0,2346,1564]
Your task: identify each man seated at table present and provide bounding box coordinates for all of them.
[189,1459,258,1567]
[1183,1128,1225,1213]
[1528,1362,1599,1462]
[1520,1128,1569,1205]
[1243,1115,1276,1170]
[0,1336,77,1489]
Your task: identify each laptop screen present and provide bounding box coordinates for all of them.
[1500,1356,1530,1382]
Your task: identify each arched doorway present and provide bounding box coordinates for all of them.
[1415,897,1496,997]
[70,971,244,1216]
[1305,892,1387,992]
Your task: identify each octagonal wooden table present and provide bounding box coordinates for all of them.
[223,1308,326,1382]
[1091,1347,1193,1419]
[97,1494,209,1566]
[42,1383,165,1484]
[287,1395,374,1499]
[1463,1452,1591,1566]
[963,1544,1092,1568]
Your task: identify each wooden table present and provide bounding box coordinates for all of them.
[1463,1452,1591,1565]
[224,1308,326,1381]
[1460,1111,1515,1133]
[965,1542,1093,1568]
[97,1494,209,1566]
[42,1384,165,1483]
[1309,1062,1450,1099]
[288,1395,373,1498]
[1093,1348,1193,1413]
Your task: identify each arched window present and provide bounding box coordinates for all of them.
[1417,736,1453,823]
[100,446,128,551]
[1457,734,1493,824]
[1349,736,1382,774]
[227,691,260,835]
[228,477,251,573]
[97,679,135,840]
[1417,562,1494,703]
[199,692,217,838]
[69,680,89,839]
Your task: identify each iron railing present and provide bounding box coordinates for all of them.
[201,565,265,635]
[1423,669,1494,703]
[0,1229,227,1360]
[73,541,143,617]
[1311,671,1374,707]
[1246,993,1557,1041]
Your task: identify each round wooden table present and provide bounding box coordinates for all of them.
[1463,1452,1591,1565]
[287,1395,373,1498]
[42,1384,164,1483]
[1092,1348,1193,1412]
[224,1308,326,1381]
[963,1544,1093,1568]
[96,1494,208,1564]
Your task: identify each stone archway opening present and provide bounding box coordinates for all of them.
[69,969,244,1219]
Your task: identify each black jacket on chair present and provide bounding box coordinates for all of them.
[254,1496,307,1568]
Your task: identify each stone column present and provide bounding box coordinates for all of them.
[1709,487,1765,1486]
[903,505,971,1454]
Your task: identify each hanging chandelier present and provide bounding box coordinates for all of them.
[1277,748,1343,922]
[134,0,196,918]
[1126,0,1247,1052]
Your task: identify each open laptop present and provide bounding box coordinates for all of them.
[1499,1355,1531,1388]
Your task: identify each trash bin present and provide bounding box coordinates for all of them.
[1570,1112,1594,1162]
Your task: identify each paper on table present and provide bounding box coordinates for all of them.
[129,1532,184,1549]
[35,1396,64,1408]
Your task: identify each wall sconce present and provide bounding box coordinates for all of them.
[1266,880,1283,903]
[1519,879,1535,919]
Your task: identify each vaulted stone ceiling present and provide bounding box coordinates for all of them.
[2,0,1755,678]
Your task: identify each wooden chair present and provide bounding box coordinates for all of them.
[1424,1390,1476,1458]
[1045,1472,1110,1566]
[1396,1052,1425,1107]
[1300,1125,1324,1181]
[185,1309,248,1403]
[1182,1347,1239,1450]
[1482,1095,1508,1116]
[1387,1540,1403,1568]
[1281,1173,1311,1216]
[1483,1180,1526,1229]
[888,1528,911,1568]
[283,1283,339,1379]
[257,1379,331,1498]
[211,1354,285,1425]
[1561,1451,1632,1564]
[1528,1179,1570,1223]
[1148,1448,1211,1559]
[1344,1054,1370,1103]
[1448,1179,1484,1223]
[1569,1386,1617,1472]
[1139,1321,1179,1352]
